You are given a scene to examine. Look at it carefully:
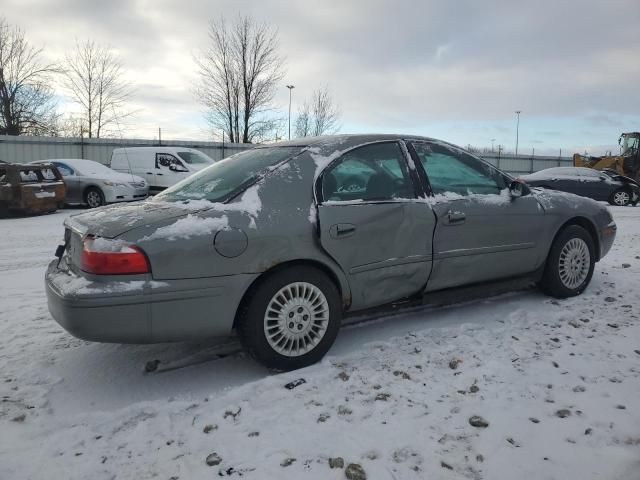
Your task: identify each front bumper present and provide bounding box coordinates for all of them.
[45,261,258,343]
[104,185,149,204]
[599,220,617,259]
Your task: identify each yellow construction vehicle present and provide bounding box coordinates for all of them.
[573,132,640,182]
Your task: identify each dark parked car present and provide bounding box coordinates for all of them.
[46,135,616,371]
[521,167,639,206]
[0,163,66,216]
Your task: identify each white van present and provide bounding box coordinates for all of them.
[110,147,215,193]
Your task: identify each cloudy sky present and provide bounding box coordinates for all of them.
[5,0,640,154]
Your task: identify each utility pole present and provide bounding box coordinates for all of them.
[286,85,295,140]
[491,138,496,152]
[158,127,162,145]
[515,110,521,157]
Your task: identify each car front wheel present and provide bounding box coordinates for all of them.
[85,187,105,208]
[540,225,595,298]
[237,266,342,371]
[609,189,631,206]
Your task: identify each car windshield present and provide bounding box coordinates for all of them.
[177,150,214,165]
[155,146,301,202]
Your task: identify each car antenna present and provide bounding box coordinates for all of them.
[111,104,136,184]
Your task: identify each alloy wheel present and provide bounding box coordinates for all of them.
[86,191,102,208]
[263,282,329,357]
[613,191,630,206]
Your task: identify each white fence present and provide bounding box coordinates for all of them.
[480,152,573,175]
[0,135,252,165]
[0,135,573,174]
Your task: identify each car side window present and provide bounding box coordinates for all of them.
[321,142,415,202]
[40,168,57,181]
[412,142,505,196]
[53,162,74,177]
[156,153,183,169]
[19,169,40,183]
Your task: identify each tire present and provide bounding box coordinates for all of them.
[84,187,105,208]
[539,225,595,298]
[609,188,631,207]
[237,266,342,371]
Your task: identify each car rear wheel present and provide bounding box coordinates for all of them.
[237,266,342,371]
[609,189,631,206]
[539,225,595,298]
[85,187,105,208]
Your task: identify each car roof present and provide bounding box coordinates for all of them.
[268,133,445,156]
[38,158,100,167]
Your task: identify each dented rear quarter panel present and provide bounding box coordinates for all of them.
[114,151,353,305]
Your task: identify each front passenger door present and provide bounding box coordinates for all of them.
[409,142,546,292]
[156,153,189,190]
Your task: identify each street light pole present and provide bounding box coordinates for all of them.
[286,85,295,140]
[491,138,496,152]
[515,110,521,157]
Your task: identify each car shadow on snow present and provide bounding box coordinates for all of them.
[45,285,568,415]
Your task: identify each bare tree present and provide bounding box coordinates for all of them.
[51,114,87,138]
[294,86,340,138]
[294,104,311,138]
[0,17,58,136]
[194,15,285,143]
[63,40,134,138]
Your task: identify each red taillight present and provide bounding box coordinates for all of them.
[81,237,150,275]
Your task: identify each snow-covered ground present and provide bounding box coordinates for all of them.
[1,206,639,480]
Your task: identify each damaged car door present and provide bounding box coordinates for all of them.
[316,141,435,309]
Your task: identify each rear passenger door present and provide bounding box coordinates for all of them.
[316,141,436,310]
[409,141,546,291]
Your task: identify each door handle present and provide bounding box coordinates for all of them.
[446,210,466,225]
[156,173,164,176]
[146,172,153,175]
[330,223,356,238]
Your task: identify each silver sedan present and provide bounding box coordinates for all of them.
[32,159,149,208]
[45,135,616,370]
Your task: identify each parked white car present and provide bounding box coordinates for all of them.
[110,147,215,193]
[30,159,149,208]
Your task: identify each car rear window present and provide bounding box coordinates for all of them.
[156,147,301,203]
[19,169,40,183]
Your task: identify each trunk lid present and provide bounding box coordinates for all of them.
[64,199,211,239]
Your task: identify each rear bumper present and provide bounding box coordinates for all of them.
[45,261,258,343]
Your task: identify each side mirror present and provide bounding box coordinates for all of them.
[509,180,530,198]
[169,164,188,173]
